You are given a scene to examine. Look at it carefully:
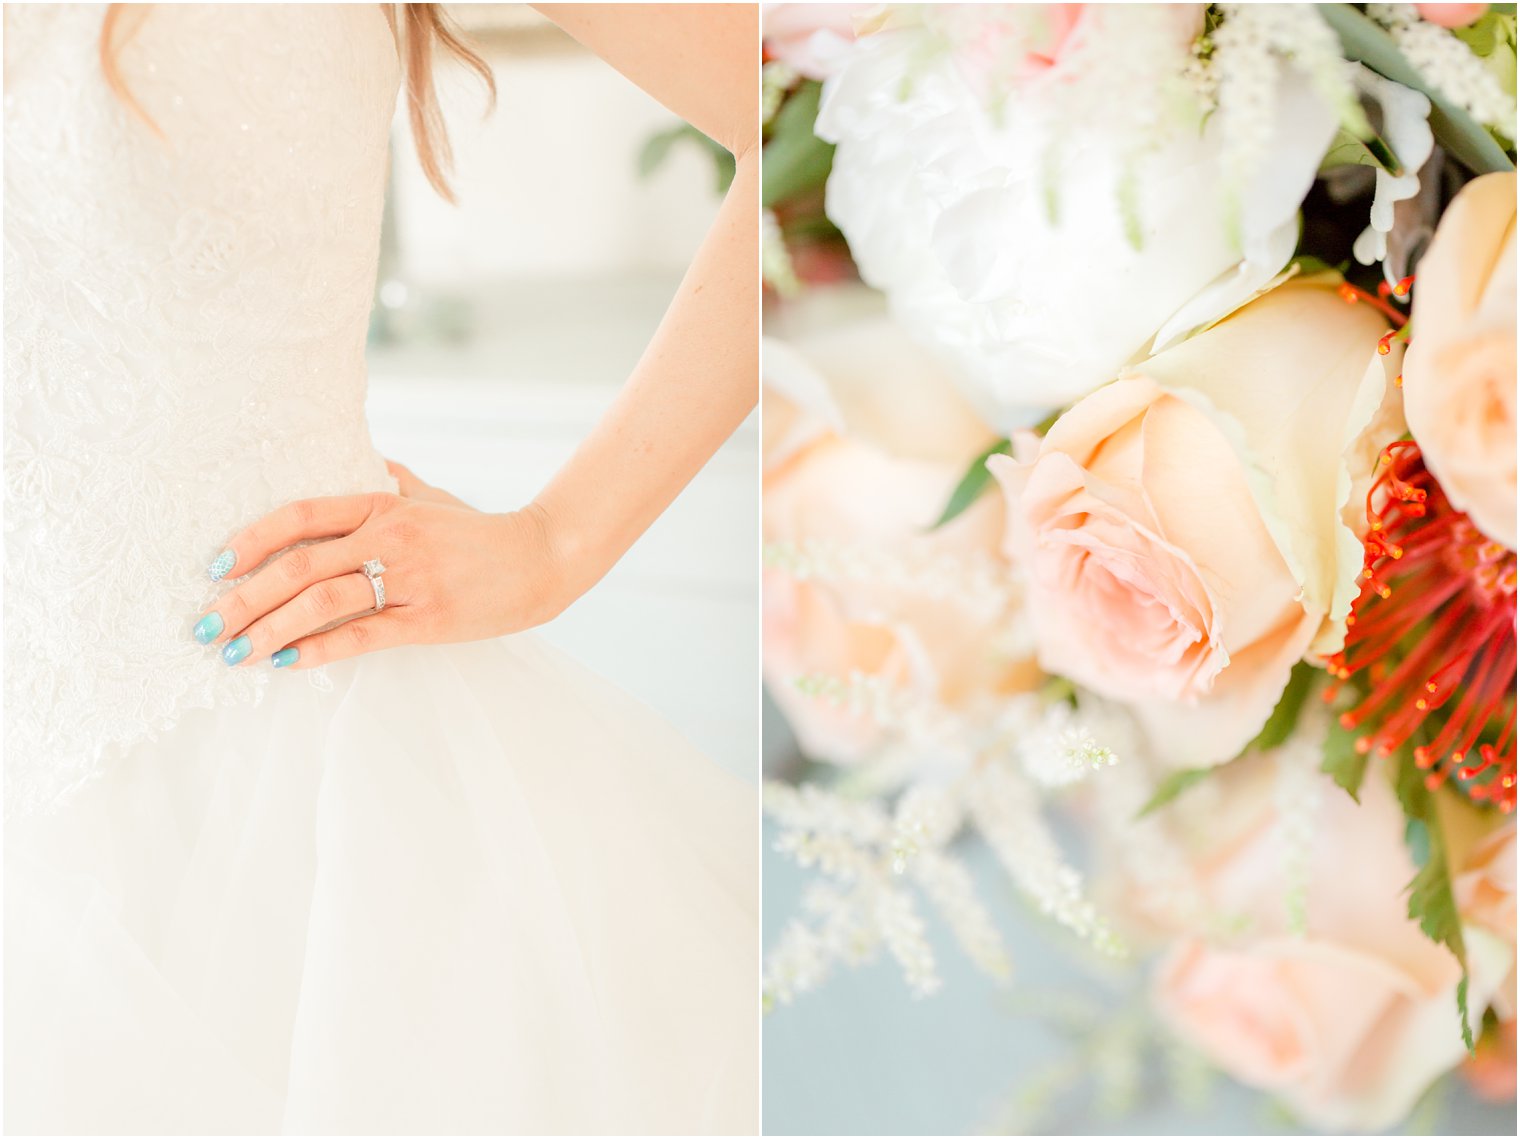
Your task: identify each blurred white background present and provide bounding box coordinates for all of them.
[364,5,756,783]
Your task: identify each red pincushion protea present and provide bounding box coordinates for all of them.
[1325,440,1517,812]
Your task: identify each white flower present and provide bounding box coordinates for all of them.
[762,4,865,82]
[1349,65,1435,273]
[815,5,1342,429]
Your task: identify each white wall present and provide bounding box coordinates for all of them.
[389,6,722,286]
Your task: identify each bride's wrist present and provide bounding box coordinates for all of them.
[513,499,584,624]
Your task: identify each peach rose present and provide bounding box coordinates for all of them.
[1416,3,1489,28]
[1402,172,1517,549]
[990,280,1399,767]
[763,288,1032,764]
[1152,761,1515,1131]
[1463,1018,1517,1103]
[1454,817,1517,1019]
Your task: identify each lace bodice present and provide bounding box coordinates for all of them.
[4,5,403,816]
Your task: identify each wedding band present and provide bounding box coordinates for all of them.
[361,559,387,612]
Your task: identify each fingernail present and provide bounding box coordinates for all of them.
[271,647,299,669]
[192,612,224,645]
[222,635,251,666]
[208,548,236,582]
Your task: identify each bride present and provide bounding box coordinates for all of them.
[3,3,758,1133]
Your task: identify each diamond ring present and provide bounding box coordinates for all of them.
[361,559,387,612]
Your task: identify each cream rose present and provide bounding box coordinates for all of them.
[990,280,1399,767]
[763,288,1033,764]
[1151,758,1514,1132]
[1402,171,1517,550]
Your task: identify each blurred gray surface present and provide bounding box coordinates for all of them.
[761,702,1517,1136]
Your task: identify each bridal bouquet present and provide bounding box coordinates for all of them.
[760,3,1517,1131]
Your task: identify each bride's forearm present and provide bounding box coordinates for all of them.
[528,143,758,612]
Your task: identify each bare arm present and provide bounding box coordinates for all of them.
[532,4,758,156]
[526,3,759,607]
[193,5,759,669]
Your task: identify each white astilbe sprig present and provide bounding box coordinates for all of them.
[893,785,1013,977]
[791,670,968,756]
[763,885,864,1009]
[1008,697,1121,789]
[1039,5,1205,243]
[1209,4,1361,237]
[765,780,891,858]
[764,781,960,1000]
[1271,733,1325,937]
[909,847,1013,980]
[764,776,1024,1001]
[761,209,801,298]
[890,783,962,872]
[1370,4,1516,132]
[970,760,1126,957]
[763,538,1017,616]
[920,4,1204,242]
[873,882,941,997]
[766,697,1130,1003]
[761,59,798,127]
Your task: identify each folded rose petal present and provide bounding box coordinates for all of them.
[1150,755,1514,1132]
[992,281,1397,766]
[1124,279,1400,656]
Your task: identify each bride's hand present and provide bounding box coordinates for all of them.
[192,464,571,670]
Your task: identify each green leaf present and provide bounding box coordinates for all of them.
[932,439,1012,529]
[1453,10,1516,64]
[1137,767,1216,819]
[1318,125,1404,175]
[762,81,835,209]
[1457,977,1474,1053]
[637,125,682,179]
[637,123,736,194]
[1408,844,1474,1050]
[1287,253,1350,279]
[1134,667,1319,822]
[1247,663,1317,753]
[1321,716,1371,802]
[1395,767,1475,1053]
[1320,4,1515,175]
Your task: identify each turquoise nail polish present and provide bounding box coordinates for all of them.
[222,635,252,666]
[208,548,236,582]
[271,647,299,669]
[192,612,224,645]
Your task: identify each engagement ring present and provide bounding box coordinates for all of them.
[361,559,387,612]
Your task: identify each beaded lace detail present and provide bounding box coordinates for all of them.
[4,5,402,816]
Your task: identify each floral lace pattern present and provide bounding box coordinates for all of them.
[4,5,403,816]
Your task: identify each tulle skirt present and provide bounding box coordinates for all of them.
[4,634,758,1135]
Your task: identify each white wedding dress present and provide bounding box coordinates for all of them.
[3,6,758,1134]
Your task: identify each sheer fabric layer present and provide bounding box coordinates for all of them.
[6,635,760,1135]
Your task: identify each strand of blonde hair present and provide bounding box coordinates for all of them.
[99,3,495,202]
